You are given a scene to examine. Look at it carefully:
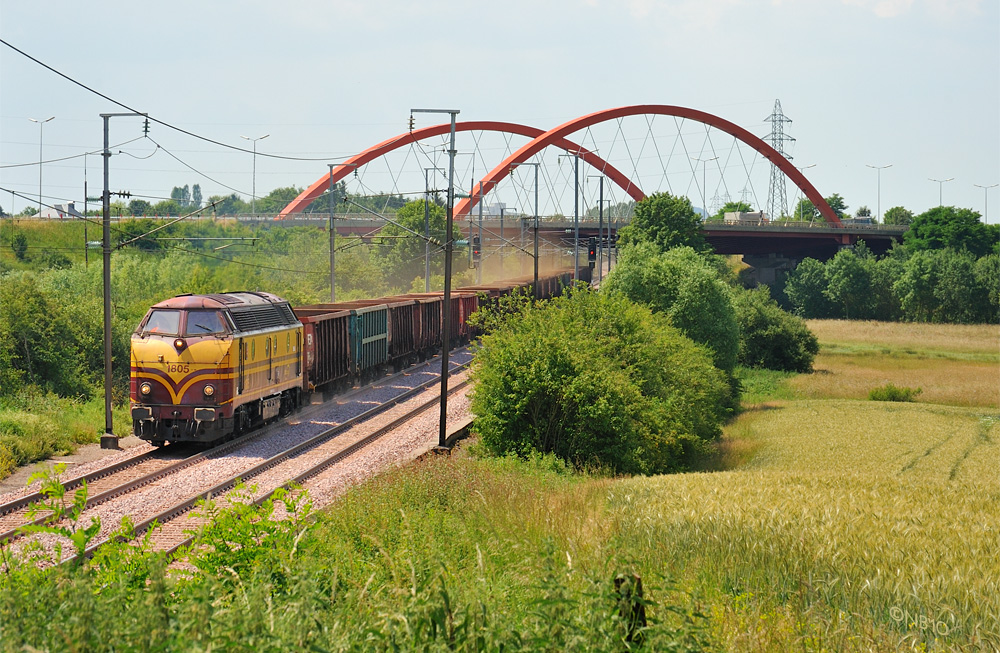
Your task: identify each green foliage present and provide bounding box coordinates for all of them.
[127,198,151,215]
[784,257,836,318]
[882,205,914,225]
[823,248,873,319]
[602,243,739,373]
[894,248,991,323]
[711,200,753,221]
[471,287,731,474]
[868,383,922,402]
[825,193,849,219]
[731,286,818,372]
[791,198,819,222]
[904,206,997,257]
[375,199,448,287]
[20,463,102,564]
[616,191,709,253]
[10,231,28,260]
[0,274,88,396]
[185,484,312,592]
[855,205,871,218]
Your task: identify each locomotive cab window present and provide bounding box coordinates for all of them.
[141,310,181,335]
[184,310,228,336]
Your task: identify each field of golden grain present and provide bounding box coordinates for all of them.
[792,320,1000,408]
[612,320,1000,650]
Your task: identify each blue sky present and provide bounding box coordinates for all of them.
[1,0,997,221]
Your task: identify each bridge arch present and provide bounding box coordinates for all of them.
[454,105,840,225]
[277,121,643,219]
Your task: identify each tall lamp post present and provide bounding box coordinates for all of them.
[28,116,55,216]
[240,134,269,214]
[973,183,998,223]
[692,156,718,219]
[928,177,954,207]
[510,163,540,301]
[866,163,892,222]
[411,108,459,449]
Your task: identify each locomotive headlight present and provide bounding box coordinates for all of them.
[203,384,216,397]
[139,382,152,396]
[173,338,186,351]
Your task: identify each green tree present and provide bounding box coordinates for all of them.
[602,243,739,373]
[376,199,447,287]
[0,275,87,397]
[731,286,818,372]
[128,199,151,216]
[711,201,753,221]
[207,193,248,216]
[855,205,871,218]
[893,249,988,323]
[470,288,730,474]
[10,232,28,261]
[191,184,203,210]
[824,249,873,319]
[255,187,303,215]
[904,206,997,257]
[170,185,191,207]
[883,206,914,225]
[616,192,709,253]
[974,254,999,322]
[785,257,835,318]
[825,193,849,219]
[791,198,819,222]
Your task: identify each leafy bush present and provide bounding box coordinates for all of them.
[731,286,819,373]
[470,287,731,474]
[868,383,922,402]
[602,243,739,373]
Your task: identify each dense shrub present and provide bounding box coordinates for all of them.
[602,243,739,373]
[868,383,921,402]
[731,286,819,372]
[470,288,731,474]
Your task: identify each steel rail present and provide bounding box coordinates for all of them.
[72,359,471,562]
[160,377,472,557]
[1,350,467,546]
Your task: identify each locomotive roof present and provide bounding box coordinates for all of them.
[153,292,289,310]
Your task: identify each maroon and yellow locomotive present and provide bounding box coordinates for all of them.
[130,292,303,445]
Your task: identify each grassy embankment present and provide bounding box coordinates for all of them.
[298,320,1000,650]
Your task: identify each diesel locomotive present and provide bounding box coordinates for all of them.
[130,292,303,445]
[130,269,579,445]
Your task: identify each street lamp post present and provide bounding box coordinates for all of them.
[866,164,892,222]
[240,134,269,214]
[411,108,460,449]
[928,177,954,207]
[973,183,998,223]
[28,116,54,216]
[692,156,718,219]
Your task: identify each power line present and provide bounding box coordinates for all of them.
[0,37,355,163]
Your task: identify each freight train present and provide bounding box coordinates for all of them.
[129,270,577,445]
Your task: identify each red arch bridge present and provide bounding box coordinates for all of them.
[274,105,906,281]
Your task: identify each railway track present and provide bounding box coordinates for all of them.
[0,352,471,564]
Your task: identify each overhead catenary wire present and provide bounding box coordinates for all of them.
[0,37,374,163]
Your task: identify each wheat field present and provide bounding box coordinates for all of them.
[610,321,1000,650]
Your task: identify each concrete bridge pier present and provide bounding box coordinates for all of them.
[741,253,801,286]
